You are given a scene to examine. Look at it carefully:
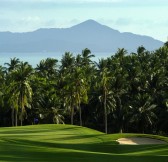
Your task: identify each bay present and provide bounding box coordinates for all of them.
[0,52,113,67]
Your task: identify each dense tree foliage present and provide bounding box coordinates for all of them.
[0,46,168,135]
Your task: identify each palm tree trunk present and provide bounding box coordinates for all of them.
[20,93,23,126]
[71,106,74,125]
[70,92,74,125]
[15,109,18,126]
[79,104,82,126]
[11,107,14,126]
[104,90,107,134]
[21,113,23,126]
[119,117,124,133]
[120,126,123,133]
[117,96,123,133]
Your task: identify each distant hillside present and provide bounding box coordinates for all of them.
[0,20,163,53]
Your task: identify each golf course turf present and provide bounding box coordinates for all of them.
[0,124,168,162]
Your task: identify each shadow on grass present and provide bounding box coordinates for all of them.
[1,138,168,155]
[0,146,168,162]
[0,137,168,162]
[0,125,101,136]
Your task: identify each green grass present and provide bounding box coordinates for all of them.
[0,124,168,162]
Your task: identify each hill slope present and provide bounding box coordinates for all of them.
[0,20,163,53]
[0,124,168,162]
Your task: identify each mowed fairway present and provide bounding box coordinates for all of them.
[0,124,168,162]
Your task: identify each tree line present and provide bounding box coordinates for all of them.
[0,44,168,135]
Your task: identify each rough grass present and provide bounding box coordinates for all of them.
[0,124,168,162]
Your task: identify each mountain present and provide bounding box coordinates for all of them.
[0,20,163,53]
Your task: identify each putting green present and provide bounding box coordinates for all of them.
[0,124,168,162]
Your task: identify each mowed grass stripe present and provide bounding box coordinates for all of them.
[0,124,168,162]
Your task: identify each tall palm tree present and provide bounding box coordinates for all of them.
[74,67,88,126]
[59,53,76,125]
[62,51,91,126]
[7,90,19,126]
[63,77,76,125]
[9,62,33,126]
[63,66,88,126]
[0,66,6,113]
[107,49,129,133]
[5,58,20,126]
[95,59,115,133]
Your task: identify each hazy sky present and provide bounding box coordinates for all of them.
[0,0,168,42]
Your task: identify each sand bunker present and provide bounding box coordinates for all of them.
[117,137,167,145]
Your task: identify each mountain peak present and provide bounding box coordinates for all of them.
[81,19,101,25]
[71,19,103,29]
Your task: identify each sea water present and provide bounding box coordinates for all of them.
[0,52,114,67]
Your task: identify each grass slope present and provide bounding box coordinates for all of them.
[0,124,168,162]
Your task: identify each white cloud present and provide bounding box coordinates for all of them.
[21,16,41,23]
[17,16,57,29]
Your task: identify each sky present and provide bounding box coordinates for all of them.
[0,0,168,42]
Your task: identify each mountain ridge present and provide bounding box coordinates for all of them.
[0,20,163,53]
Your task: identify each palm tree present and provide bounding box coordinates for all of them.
[63,66,88,126]
[9,62,33,126]
[137,46,146,55]
[95,59,115,133]
[114,48,127,61]
[35,87,64,124]
[152,46,168,134]
[63,80,76,125]
[7,90,19,126]
[74,67,88,126]
[36,58,58,78]
[131,93,157,133]
[52,107,64,124]
[107,49,130,133]
[5,58,20,126]
[59,53,76,125]
[60,52,75,72]
[61,51,91,126]
[164,41,168,47]
[0,66,6,115]
[81,48,95,65]
[5,57,20,72]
